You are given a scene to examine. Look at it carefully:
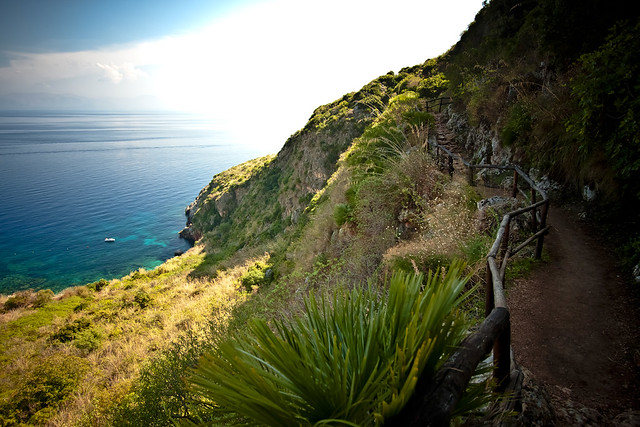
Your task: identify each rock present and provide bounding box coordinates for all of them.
[179,226,201,243]
[529,168,564,201]
[552,396,605,426]
[583,184,597,202]
[632,264,640,283]
[291,208,301,225]
[517,367,557,426]
[475,196,518,232]
[214,190,236,217]
[613,410,640,426]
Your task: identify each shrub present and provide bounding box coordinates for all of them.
[87,279,109,292]
[0,354,88,425]
[108,324,224,426]
[239,261,273,291]
[134,290,151,309]
[73,328,102,352]
[501,101,532,146]
[3,290,33,311]
[51,318,92,343]
[32,289,54,308]
[187,262,486,425]
[333,203,353,227]
[566,19,640,199]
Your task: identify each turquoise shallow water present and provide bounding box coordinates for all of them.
[0,111,265,294]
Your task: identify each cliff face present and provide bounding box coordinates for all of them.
[178,81,390,249]
[181,0,640,276]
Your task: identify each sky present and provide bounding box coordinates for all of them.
[0,0,484,150]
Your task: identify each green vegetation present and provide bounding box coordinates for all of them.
[0,354,89,425]
[441,0,640,271]
[2,1,637,424]
[187,264,483,426]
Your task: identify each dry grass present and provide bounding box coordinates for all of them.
[0,244,272,426]
[382,177,479,272]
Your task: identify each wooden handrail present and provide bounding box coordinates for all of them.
[426,97,453,113]
[391,307,511,426]
[408,118,551,424]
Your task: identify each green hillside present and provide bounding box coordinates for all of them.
[1,0,638,425]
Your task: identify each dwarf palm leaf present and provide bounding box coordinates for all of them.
[186,260,479,426]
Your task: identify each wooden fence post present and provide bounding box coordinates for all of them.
[531,189,538,231]
[467,165,475,186]
[501,219,511,259]
[485,260,494,317]
[494,317,512,392]
[448,155,454,176]
[511,170,518,198]
[535,201,549,259]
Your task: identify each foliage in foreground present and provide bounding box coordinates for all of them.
[184,261,484,426]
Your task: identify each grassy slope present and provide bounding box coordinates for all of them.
[3,0,638,424]
[1,60,489,425]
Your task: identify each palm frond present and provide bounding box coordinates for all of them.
[184,261,485,426]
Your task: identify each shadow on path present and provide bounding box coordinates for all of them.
[507,206,640,416]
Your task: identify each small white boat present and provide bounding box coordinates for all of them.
[104,237,116,242]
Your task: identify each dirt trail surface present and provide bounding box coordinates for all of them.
[507,206,640,417]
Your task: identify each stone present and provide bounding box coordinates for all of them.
[613,410,640,426]
[583,184,597,202]
[632,264,640,283]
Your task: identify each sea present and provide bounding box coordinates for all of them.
[0,111,269,294]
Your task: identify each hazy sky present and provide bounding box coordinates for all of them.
[0,0,484,148]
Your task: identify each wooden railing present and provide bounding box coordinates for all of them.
[393,126,550,425]
[426,97,452,113]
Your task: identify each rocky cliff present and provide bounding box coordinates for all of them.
[178,75,400,250]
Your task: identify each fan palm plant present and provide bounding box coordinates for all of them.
[184,260,481,426]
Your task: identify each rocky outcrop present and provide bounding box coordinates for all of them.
[445,108,567,201]
[178,81,384,248]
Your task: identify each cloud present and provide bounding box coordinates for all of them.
[0,46,159,97]
[0,0,484,148]
[96,62,147,83]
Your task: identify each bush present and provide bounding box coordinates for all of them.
[187,262,486,425]
[51,318,92,343]
[108,324,224,426]
[87,279,109,292]
[33,289,54,308]
[501,101,532,146]
[3,290,33,311]
[73,328,102,352]
[239,261,273,291]
[333,203,353,227]
[566,19,640,199]
[0,354,88,425]
[134,290,151,309]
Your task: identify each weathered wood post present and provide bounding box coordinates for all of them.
[511,170,518,198]
[535,201,549,259]
[485,259,494,317]
[531,189,538,231]
[467,165,475,186]
[501,218,511,259]
[448,155,454,176]
[494,315,512,392]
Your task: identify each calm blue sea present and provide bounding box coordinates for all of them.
[0,111,267,294]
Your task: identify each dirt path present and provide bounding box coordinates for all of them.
[433,112,639,419]
[507,206,640,417]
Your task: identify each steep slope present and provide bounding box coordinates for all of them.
[178,67,449,258]
[440,0,640,274]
